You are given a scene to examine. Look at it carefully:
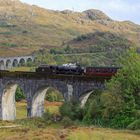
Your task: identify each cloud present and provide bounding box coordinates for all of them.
[106,0,140,24]
[87,0,140,24]
[106,0,140,13]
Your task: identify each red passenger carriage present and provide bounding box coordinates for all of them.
[85,67,119,77]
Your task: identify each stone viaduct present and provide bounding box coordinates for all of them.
[0,55,35,70]
[0,71,110,121]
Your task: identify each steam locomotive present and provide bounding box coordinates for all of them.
[36,64,119,77]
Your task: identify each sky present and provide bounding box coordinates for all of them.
[20,0,140,25]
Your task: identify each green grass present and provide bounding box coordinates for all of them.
[10,67,35,72]
[16,101,27,119]
[68,127,140,140]
[0,102,140,140]
[45,106,60,115]
[16,101,61,120]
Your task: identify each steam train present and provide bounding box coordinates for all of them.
[36,64,120,77]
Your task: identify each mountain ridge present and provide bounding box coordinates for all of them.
[0,0,139,56]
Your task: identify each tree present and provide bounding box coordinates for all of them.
[82,49,140,128]
[108,49,140,109]
[35,49,56,65]
[104,49,140,128]
[64,45,71,53]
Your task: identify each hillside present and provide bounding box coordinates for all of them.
[64,32,132,49]
[34,32,133,66]
[0,0,140,56]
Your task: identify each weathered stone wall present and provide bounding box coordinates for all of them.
[0,75,105,120]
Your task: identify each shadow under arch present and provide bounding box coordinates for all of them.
[27,58,33,66]
[13,59,18,67]
[19,58,25,66]
[0,60,4,70]
[27,58,32,62]
[31,86,65,117]
[2,81,27,121]
[6,59,11,69]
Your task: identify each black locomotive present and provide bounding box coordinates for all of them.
[36,64,120,77]
[35,64,84,75]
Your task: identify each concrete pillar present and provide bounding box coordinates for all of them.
[24,58,27,65]
[0,86,3,119]
[31,88,48,117]
[67,84,73,102]
[1,84,17,120]
[80,91,93,108]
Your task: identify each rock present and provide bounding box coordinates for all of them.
[83,9,112,21]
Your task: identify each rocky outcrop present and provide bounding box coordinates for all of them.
[83,9,112,21]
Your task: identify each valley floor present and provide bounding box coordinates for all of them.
[0,102,139,140]
[0,124,140,140]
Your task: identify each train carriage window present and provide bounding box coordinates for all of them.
[92,68,96,72]
[111,69,115,73]
[105,69,108,73]
[88,68,92,72]
[106,69,108,73]
[114,69,117,73]
[102,68,106,73]
[107,69,111,72]
[111,69,114,72]
[95,69,99,73]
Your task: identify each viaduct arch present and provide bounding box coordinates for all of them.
[0,55,34,70]
[0,72,107,120]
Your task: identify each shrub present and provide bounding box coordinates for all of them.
[82,90,102,124]
[59,102,83,120]
[15,87,25,102]
[103,49,140,128]
[45,88,64,102]
[109,111,135,128]
[42,110,53,125]
[100,92,124,119]
[61,117,73,128]
[127,119,140,130]
[59,102,74,119]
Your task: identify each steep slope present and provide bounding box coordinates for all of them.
[45,32,133,66]
[0,0,140,56]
